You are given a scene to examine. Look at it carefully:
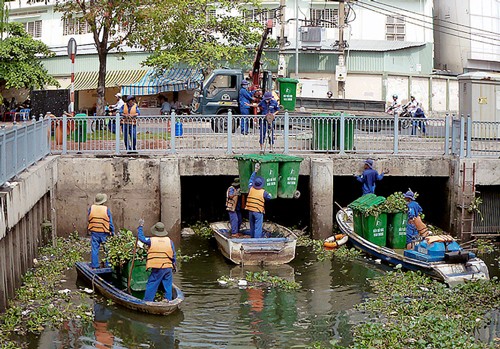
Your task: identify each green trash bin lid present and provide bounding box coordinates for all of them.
[75,113,87,118]
[277,78,299,84]
[234,154,299,163]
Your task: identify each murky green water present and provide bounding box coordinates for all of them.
[26,236,390,349]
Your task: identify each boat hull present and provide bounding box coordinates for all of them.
[336,209,489,285]
[75,262,184,315]
[210,221,297,265]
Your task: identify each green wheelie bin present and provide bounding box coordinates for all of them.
[387,212,408,249]
[361,196,387,247]
[334,113,354,151]
[73,113,88,142]
[234,154,279,198]
[277,78,299,111]
[312,114,334,151]
[275,154,303,199]
[348,194,377,238]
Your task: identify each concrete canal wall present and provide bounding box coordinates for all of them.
[1,154,499,311]
[0,157,57,311]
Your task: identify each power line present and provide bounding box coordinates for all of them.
[370,0,500,38]
[354,1,500,48]
[359,1,500,44]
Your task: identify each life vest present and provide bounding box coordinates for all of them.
[146,237,174,269]
[87,204,111,233]
[122,104,138,124]
[226,186,238,212]
[245,187,265,213]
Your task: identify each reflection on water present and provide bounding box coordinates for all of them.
[33,236,390,348]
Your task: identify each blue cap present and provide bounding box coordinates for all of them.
[253,176,264,189]
[126,95,136,102]
[241,80,249,85]
[364,159,374,169]
[263,91,273,100]
[404,191,415,200]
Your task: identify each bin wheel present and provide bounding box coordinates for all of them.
[293,190,301,199]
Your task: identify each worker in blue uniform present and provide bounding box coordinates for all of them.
[239,80,256,135]
[355,159,388,195]
[137,220,176,302]
[404,190,423,249]
[258,91,280,153]
[245,163,272,238]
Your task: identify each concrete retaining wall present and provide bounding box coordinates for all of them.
[0,158,57,311]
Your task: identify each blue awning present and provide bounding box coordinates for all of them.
[121,68,203,96]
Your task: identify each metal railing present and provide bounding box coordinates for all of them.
[1,112,499,186]
[45,112,499,157]
[0,118,50,186]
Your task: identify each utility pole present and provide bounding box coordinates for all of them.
[336,0,347,98]
[278,0,287,77]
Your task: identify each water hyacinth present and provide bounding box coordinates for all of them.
[104,229,148,268]
[217,271,301,291]
[0,233,93,347]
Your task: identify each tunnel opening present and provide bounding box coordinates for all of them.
[334,176,450,230]
[181,176,310,229]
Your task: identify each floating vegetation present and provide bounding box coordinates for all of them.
[0,233,93,348]
[217,271,301,291]
[475,239,495,255]
[176,250,202,262]
[190,221,213,239]
[297,235,360,262]
[350,271,500,349]
[105,229,147,268]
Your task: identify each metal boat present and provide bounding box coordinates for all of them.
[336,208,489,286]
[75,262,184,315]
[210,221,297,265]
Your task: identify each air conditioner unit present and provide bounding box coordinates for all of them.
[301,26,322,44]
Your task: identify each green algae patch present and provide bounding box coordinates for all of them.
[0,233,93,347]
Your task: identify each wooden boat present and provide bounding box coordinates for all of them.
[336,208,490,286]
[75,262,184,315]
[324,234,348,249]
[210,221,297,265]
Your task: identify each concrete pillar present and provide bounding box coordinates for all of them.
[160,158,181,244]
[309,158,334,240]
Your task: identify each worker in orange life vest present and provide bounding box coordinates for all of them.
[120,95,141,152]
[245,163,272,238]
[137,219,177,302]
[87,193,115,269]
[226,177,242,237]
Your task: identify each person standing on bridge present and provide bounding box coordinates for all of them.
[258,91,280,153]
[137,219,177,302]
[87,193,115,269]
[245,163,272,238]
[120,95,141,152]
[239,80,257,135]
[355,159,388,195]
[226,177,243,237]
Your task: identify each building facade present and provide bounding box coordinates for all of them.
[5,0,459,113]
[434,0,500,74]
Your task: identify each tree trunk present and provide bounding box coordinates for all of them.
[96,50,107,116]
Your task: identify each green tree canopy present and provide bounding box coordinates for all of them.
[132,0,267,73]
[0,21,58,92]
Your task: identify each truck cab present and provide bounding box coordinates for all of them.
[192,68,244,115]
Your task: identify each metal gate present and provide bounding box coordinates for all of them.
[473,185,500,236]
